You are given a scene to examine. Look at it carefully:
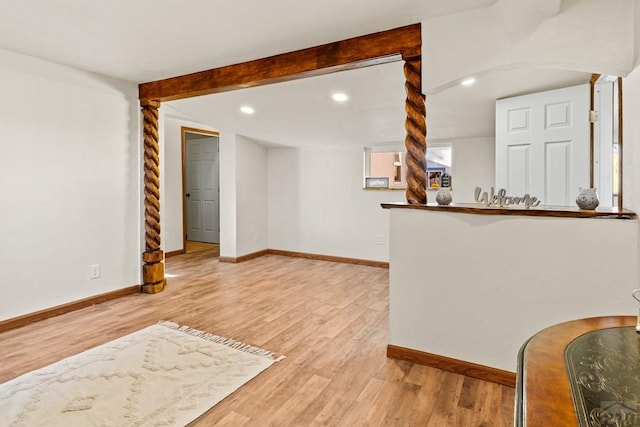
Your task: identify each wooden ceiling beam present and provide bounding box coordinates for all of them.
[139,23,421,102]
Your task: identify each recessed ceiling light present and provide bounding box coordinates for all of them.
[240,106,255,114]
[461,77,476,87]
[332,93,348,102]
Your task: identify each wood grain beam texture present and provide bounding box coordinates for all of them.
[139,24,422,102]
[137,24,426,293]
[403,54,427,204]
[141,100,166,294]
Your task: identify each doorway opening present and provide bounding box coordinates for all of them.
[181,127,220,255]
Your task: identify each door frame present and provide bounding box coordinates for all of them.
[590,75,624,210]
[181,126,220,252]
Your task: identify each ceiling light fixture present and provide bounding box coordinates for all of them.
[240,106,255,114]
[332,93,348,102]
[460,77,476,87]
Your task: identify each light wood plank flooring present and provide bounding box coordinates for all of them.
[0,250,514,426]
[186,240,219,255]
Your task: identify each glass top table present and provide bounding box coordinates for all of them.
[516,316,637,426]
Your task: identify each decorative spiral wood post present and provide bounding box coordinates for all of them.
[403,55,427,204]
[141,100,166,294]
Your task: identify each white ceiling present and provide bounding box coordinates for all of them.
[167,63,590,146]
[167,61,407,147]
[0,0,591,146]
[0,0,496,83]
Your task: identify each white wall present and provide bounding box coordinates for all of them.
[434,137,495,203]
[623,69,640,212]
[624,5,640,213]
[219,133,237,257]
[268,145,405,262]
[623,45,640,301]
[0,49,140,321]
[236,135,268,256]
[389,209,638,371]
[422,0,636,92]
[219,133,268,258]
[635,1,640,69]
[165,128,494,262]
[163,116,218,253]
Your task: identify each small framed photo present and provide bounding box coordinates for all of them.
[365,177,389,188]
[428,170,443,189]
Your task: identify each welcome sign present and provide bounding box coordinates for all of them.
[474,186,541,208]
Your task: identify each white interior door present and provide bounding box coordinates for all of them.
[186,135,219,243]
[495,84,590,206]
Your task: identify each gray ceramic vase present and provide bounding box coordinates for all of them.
[576,188,599,210]
[436,188,453,205]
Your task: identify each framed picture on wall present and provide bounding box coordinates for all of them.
[428,169,444,189]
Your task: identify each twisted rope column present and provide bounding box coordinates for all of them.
[403,56,427,204]
[141,100,166,294]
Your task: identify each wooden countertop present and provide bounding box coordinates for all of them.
[515,316,637,426]
[381,202,636,219]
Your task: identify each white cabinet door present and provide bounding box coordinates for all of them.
[496,84,590,206]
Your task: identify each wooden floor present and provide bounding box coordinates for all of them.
[0,250,514,426]
[186,240,219,255]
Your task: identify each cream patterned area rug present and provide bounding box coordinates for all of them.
[0,321,282,426]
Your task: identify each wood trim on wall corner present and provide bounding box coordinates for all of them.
[165,249,185,258]
[0,285,141,333]
[219,250,269,264]
[387,344,516,388]
[618,76,624,212]
[218,248,389,269]
[267,249,389,269]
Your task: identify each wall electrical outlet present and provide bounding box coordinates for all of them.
[375,235,385,245]
[89,264,101,280]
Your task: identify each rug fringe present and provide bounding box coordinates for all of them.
[157,321,285,361]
